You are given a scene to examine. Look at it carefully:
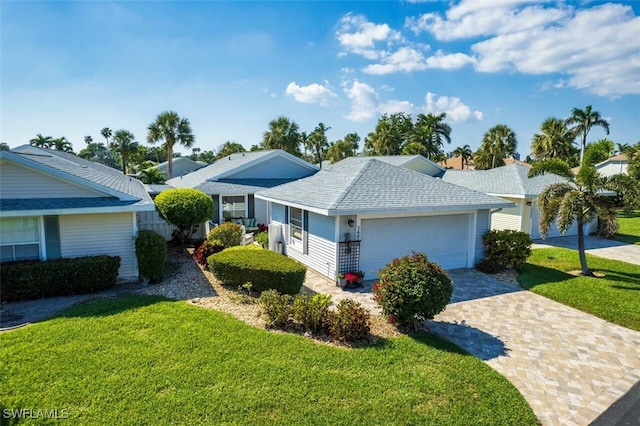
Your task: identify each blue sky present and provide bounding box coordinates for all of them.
[1,1,639,158]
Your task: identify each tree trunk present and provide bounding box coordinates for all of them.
[577,216,593,276]
[579,133,587,166]
[167,143,174,179]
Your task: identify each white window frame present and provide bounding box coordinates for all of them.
[288,207,304,249]
[0,216,43,262]
[220,194,247,222]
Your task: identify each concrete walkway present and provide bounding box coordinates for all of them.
[533,235,640,265]
[303,268,640,426]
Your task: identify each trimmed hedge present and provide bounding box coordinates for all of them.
[0,255,121,302]
[482,229,532,271]
[208,247,306,295]
[135,230,167,283]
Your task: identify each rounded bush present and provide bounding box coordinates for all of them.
[207,222,242,248]
[208,247,306,295]
[135,230,167,283]
[373,252,452,327]
[482,229,532,271]
[328,299,371,342]
[154,188,213,244]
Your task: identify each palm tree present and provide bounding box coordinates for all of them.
[453,145,473,170]
[216,141,246,159]
[365,113,411,155]
[111,129,139,174]
[51,137,74,153]
[139,167,166,184]
[411,113,451,160]
[566,105,610,166]
[84,135,93,144]
[147,111,195,179]
[29,133,52,148]
[308,123,331,167]
[531,117,577,162]
[479,124,517,169]
[529,159,617,276]
[101,127,113,148]
[261,116,301,156]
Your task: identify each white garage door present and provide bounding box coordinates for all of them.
[360,214,470,279]
[530,204,578,239]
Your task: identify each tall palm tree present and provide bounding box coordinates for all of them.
[84,135,93,144]
[101,127,113,148]
[366,113,411,155]
[566,105,610,166]
[411,113,451,160]
[530,159,617,276]
[216,141,246,159]
[111,129,139,174]
[51,137,74,153]
[147,111,195,179]
[531,117,577,162]
[29,133,52,148]
[261,116,301,156]
[308,123,331,167]
[479,124,517,169]
[453,144,473,170]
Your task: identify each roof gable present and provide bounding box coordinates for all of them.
[332,155,444,176]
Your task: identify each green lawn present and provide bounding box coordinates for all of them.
[0,296,537,425]
[519,248,640,330]
[615,210,640,244]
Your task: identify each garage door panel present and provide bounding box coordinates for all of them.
[360,214,470,278]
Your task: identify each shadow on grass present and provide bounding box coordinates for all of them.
[54,295,170,320]
[591,269,640,285]
[614,233,640,245]
[517,263,574,290]
[426,320,510,361]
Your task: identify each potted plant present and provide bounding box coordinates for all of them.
[356,270,365,285]
[336,273,347,288]
[344,272,361,288]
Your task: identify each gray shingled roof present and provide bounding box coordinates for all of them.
[1,198,141,211]
[10,145,152,203]
[256,159,512,215]
[195,178,299,194]
[442,164,569,197]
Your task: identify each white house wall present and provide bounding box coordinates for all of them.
[475,209,490,263]
[0,161,102,198]
[59,212,138,280]
[286,212,337,279]
[597,162,627,177]
[491,197,524,231]
[254,197,268,226]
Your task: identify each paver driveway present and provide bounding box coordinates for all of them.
[429,269,640,426]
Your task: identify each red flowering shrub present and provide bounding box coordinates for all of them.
[373,252,452,327]
[328,299,370,342]
[194,240,224,267]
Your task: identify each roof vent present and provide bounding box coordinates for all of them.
[229,156,231,160]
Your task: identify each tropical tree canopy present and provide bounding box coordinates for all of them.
[566,105,610,166]
[51,137,74,153]
[77,142,120,168]
[475,124,517,170]
[29,134,53,148]
[529,159,617,276]
[530,117,578,164]
[261,116,302,156]
[147,111,195,179]
[215,141,246,160]
[308,123,331,167]
[111,129,139,174]
[410,113,451,160]
[139,167,167,185]
[453,144,473,170]
[583,139,614,167]
[101,127,113,147]
[326,133,360,164]
[365,113,412,156]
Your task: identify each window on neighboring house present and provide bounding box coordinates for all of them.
[0,217,40,262]
[289,207,303,243]
[221,195,246,220]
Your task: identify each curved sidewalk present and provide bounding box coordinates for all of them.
[429,269,640,426]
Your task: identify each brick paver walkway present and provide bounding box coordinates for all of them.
[303,268,640,426]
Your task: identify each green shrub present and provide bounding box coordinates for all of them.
[373,252,452,327]
[293,293,332,333]
[193,240,224,267]
[0,255,120,302]
[155,188,214,246]
[254,231,269,249]
[259,290,293,327]
[135,230,167,283]
[328,299,371,342]
[475,258,503,274]
[207,222,242,248]
[208,247,306,295]
[482,229,532,271]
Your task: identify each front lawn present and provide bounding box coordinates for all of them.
[519,248,640,330]
[615,210,640,244]
[0,296,538,425]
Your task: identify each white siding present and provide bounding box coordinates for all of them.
[0,161,102,198]
[597,162,627,177]
[59,212,137,280]
[137,210,178,241]
[286,213,337,279]
[491,199,522,231]
[475,210,490,262]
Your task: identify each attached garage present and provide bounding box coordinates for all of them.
[360,214,471,278]
[530,203,579,239]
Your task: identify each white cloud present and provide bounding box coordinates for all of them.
[343,80,379,121]
[378,100,416,116]
[285,81,337,106]
[363,47,428,74]
[423,92,483,123]
[425,50,476,70]
[336,13,401,60]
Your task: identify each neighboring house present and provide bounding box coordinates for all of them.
[439,155,474,170]
[142,156,207,180]
[441,163,597,239]
[333,155,445,176]
[167,150,319,226]
[594,154,628,177]
[0,145,155,280]
[255,159,512,281]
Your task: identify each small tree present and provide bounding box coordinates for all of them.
[373,252,452,329]
[154,189,213,250]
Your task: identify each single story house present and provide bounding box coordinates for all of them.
[167,150,319,227]
[0,145,155,280]
[333,154,445,176]
[441,163,597,239]
[141,156,207,180]
[256,159,512,280]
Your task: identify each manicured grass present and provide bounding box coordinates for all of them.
[0,296,538,425]
[519,248,640,330]
[615,210,640,244]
